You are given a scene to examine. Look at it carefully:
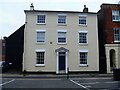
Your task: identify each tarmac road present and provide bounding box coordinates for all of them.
[1,77,120,90]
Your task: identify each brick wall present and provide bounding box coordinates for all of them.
[102,4,120,44]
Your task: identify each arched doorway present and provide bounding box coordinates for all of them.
[110,49,116,71]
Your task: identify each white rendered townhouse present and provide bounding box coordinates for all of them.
[23,4,99,74]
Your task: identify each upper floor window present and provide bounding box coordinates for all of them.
[79,31,88,44]
[58,30,67,44]
[112,10,120,21]
[37,15,46,24]
[114,28,120,42]
[79,15,87,25]
[36,30,45,43]
[58,15,66,25]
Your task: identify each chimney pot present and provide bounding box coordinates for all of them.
[83,5,88,12]
[30,3,34,10]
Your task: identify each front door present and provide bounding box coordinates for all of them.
[59,52,65,71]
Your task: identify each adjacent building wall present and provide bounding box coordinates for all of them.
[5,25,25,71]
[98,4,120,73]
[0,39,6,61]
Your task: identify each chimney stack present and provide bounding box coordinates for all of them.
[83,5,88,12]
[30,3,34,10]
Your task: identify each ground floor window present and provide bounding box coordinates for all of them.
[36,52,45,65]
[79,50,88,66]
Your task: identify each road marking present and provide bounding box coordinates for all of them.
[70,79,90,90]
[0,79,15,86]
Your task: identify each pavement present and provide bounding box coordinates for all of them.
[0,72,113,79]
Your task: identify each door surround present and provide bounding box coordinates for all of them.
[55,47,69,74]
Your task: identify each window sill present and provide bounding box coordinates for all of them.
[35,64,45,67]
[79,43,88,45]
[36,23,46,25]
[114,41,120,43]
[112,20,120,22]
[36,42,46,45]
[79,64,88,67]
[78,24,87,27]
[58,24,67,26]
[57,43,67,45]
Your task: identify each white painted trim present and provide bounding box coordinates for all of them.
[35,49,45,52]
[56,51,68,74]
[57,14,67,25]
[65,52,68,73]
[57,30,67,32]
[58,14,67,16]
[79,64,88,67]
[57,30,67,44]
[78,15,87,17]
[79,50,88,52]
[78,30,88,33]
[35,64,45,67]
[36,30,46,32]
[56,52,59,74]
[78,31,88,44]
[114,41,120,43]
[79,50,88,67]
[36,14,46,24]
[78,15,87,26]
[36,30,46,44]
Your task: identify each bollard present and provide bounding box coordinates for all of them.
[67,67,69,79]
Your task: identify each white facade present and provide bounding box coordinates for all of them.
[23,9,99,74]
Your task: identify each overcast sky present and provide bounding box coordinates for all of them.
[0,0,119,38]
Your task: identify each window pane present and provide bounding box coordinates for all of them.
[37,32,45,43]
[112,10,120,21]
[37,15,45,24]
[58,15,66,24]
[79,16,86,25]
[114,28,120,42]
[36,52,44,64]
[79,33,87,43]
[58,32,66,43]
[80,52,88,65]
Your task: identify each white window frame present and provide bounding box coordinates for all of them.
[112,10,120,22]
[78,31,88,45]
[114,28,120,42]
[57,14,67,25]
[79,50,88,67]
[78,15,87,26]
[57,30,67,44]
[36,30,46,44]
[36,14,46,24]
[35,49,45,66]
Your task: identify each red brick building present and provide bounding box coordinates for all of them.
[98,4,120,73]
[0,38,6,62]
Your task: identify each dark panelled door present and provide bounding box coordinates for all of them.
[59,52,65,70]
